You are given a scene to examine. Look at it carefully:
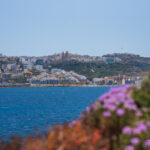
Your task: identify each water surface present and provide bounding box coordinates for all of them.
[0,87,110,138]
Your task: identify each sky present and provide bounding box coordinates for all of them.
[0,0,150,57]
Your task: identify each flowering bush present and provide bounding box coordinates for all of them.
[1,77,150,150]
[81,82,150,150]
[132,75,150,109]
[121,120,150,150]
[81,86,143,149]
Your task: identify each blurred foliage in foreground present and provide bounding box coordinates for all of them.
[132,75,150,109]
[1,77,150,150]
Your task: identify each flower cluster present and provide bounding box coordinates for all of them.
[98,86,141,118]
[122,120,150,150]
[82,85,150,150]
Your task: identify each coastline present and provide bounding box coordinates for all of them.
[0,84,116,88]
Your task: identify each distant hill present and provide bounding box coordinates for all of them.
[103,53,150,64]
[50,53,150,79]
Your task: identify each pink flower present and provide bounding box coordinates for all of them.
[122,126,132,135]
[116,109,125,116]
[131,137,140,145]
[107,104,116,111]
[143,139,150,148]
[146,120,150,127]
[135,111,142,117]
[103,111,111,117]
[86,106,90,113]
[133,127,141,134]
[133,122,147,134]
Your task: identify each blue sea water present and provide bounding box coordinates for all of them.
[0,87,110,138]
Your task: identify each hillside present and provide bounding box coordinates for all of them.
[51,59,150,80]
[46,53,150,79]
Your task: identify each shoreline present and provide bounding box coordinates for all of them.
[0,84,117,88]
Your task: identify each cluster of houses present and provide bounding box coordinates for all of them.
[29,70,142,86]
[0,53,46,85]
[29,69,88,85]
[92,75,143,86]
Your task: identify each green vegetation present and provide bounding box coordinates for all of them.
[52,61,150,79]
[132,75,150,108]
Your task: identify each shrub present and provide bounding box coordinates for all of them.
[81,85,143,149]
[120,120,150,150]
[132,75,150,108]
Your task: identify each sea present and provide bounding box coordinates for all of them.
[0,86,110,139]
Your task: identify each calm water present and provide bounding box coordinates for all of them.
[0,87,110,138]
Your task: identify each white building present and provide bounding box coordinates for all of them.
[35,65,43,71]
[65,76,79,84]
[51,68,66,74]
[23,63,33,70]
[29,77,59,85]
[93,78,105,85]
[122,78,135,85]
[7,63,17,70]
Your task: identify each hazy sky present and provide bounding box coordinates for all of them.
[0,0,150,56]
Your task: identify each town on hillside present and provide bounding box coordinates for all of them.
[0,52,146,87]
